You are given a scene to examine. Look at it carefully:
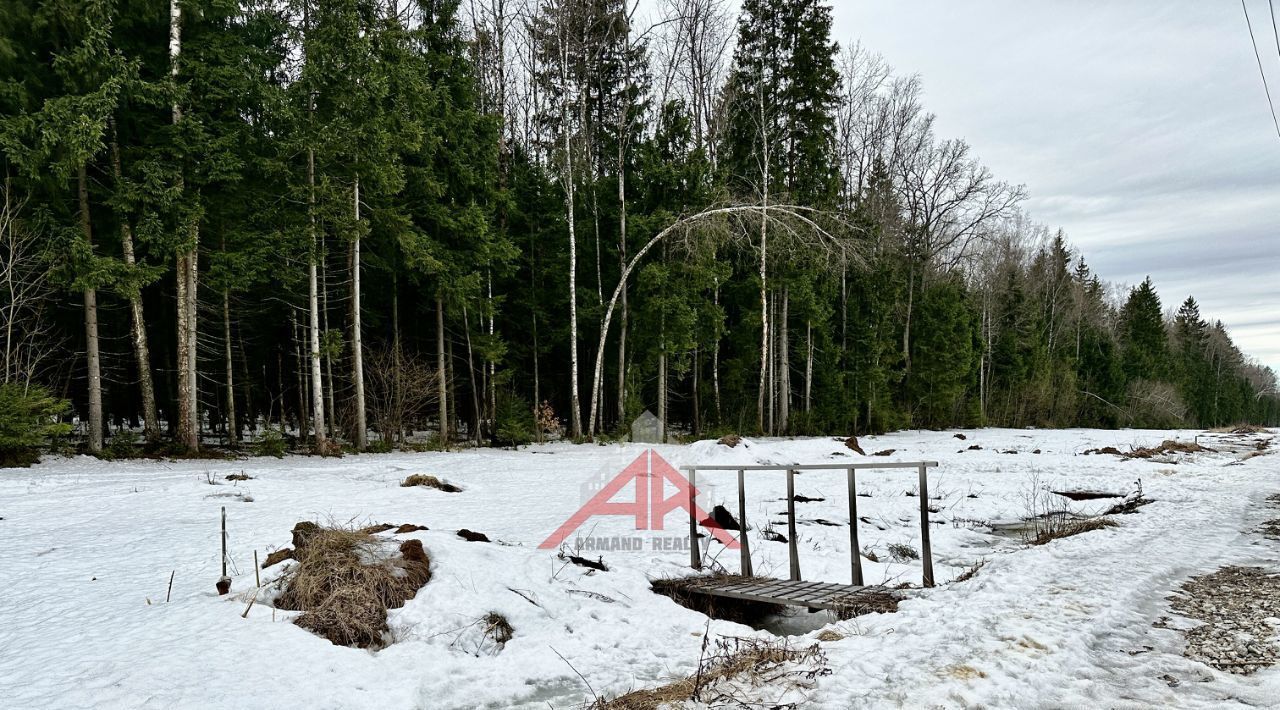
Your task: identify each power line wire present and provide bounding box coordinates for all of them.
[1242,0,1280,141]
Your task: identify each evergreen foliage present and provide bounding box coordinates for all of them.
[0,0,1274,458]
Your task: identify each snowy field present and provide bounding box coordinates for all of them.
[2,427,1279,709]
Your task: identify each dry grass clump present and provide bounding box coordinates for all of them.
[843,436,866,455]
[483,612,514,648]
[401,474,462,492]
[716,434,742,448]
[593,636,829,710]
[274,523,432,648]
[1028,517,1117,546]
[651,575,785,625]
[225,472,253,481]
[953,560,987,584]
[832,589,901,619]
[1127,439,1214,458]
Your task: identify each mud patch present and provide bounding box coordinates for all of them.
[1169,566,1280,674]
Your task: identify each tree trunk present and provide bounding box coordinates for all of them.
[171,0,199,451]
[658,321,667,444]
[110,129,158,441]
[436,295,447,445]
[804,319,813,414]
[322,246,335,438]
[756,211,769,434]
[307,148,326,450]
[463,302,482,445]
[293,315,308,438]
[223,289,237,445]
[712,280,721,422]
[351,177,367,449]
[779,287,790,433]
[78,164,103,453]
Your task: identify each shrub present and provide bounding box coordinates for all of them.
[254,428,287,458]
[0,383,71,467]
[886,543,919,562]
[493,390,534,448]
[102,430,138,460]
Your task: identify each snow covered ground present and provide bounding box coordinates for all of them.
[1,427,1278,709]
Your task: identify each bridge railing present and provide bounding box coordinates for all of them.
[679,461,940,588]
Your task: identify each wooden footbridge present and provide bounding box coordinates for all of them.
[679,461,938,610]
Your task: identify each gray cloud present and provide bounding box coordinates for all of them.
[834,0,1280,371]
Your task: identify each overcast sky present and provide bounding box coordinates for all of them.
[819,1,1280,372]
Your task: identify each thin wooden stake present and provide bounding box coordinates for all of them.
[737,469,752,577]
[786,468,800,582]
[847,468,863,586]
[254,550,260,588]
[688,464,701,570]
[241,594,256,618]
[919,464,935,588]
[166,569,175,603]
[220,506,227,578]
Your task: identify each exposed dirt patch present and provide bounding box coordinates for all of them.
[1051,490,1126,501]
[457,529,490,542]
[1258,520,1280,539]
[225,473,253,481]
[401,474,462,492]
[1170,566,1280,674]
[262,548,293,568]
[717,434,742,448]
[872,449,896,457]
[843,437,866,455]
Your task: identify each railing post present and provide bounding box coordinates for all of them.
[786,468,800,582]
[847,467,863,586]
[918,463,934,587]
[737,468,753,577]
[689,467,701,570]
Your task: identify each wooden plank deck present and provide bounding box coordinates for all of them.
[681,576,887,612]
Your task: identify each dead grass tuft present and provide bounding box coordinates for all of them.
[401,474,462,492]
[716,434,742,448]
[815,629,844,642]
[274,524,431,648]
[483,612,514,648]
[593,636,829,710]
[843,436,865,455]
[953,560,987,584]
[1028,517,1117,546]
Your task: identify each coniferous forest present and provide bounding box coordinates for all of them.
[1,0,1277,461]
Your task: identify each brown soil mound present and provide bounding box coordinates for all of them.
[717,434,742,448]
[1126,439,1215,458]
[275,524,431,648]
[401,474,462,492]
[457,529,490,542]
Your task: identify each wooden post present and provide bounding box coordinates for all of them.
[688,467,701,570]
[220,506,227,578]
[786,468,800,582]
[254,550,261,588]
[847,468,863,586]
[918,464,935,587]
[737,469,752,577]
